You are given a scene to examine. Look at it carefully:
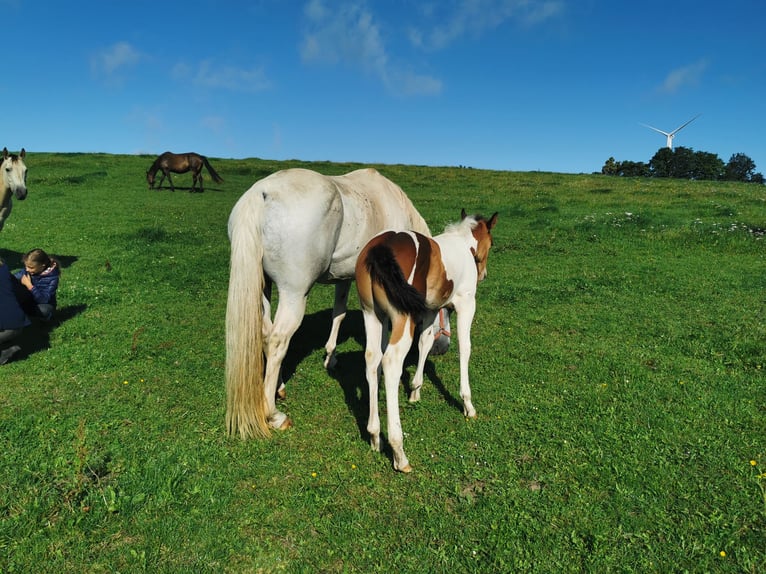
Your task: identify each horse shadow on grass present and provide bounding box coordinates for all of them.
[0,248,79,271]
[283,308,462,447]
[12,303,87,362]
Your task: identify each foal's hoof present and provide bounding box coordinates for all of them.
[324,352,338,370]
[276,387,287,400]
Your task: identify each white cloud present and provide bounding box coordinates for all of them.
[301,0,442,96]
[659,59,708,94]
[173,60,272,93]
[91,42,142,81]
[417,0,564,50]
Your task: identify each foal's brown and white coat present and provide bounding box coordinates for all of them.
[355,210,498,472]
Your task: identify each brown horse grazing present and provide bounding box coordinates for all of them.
[0,148,28,232]
[146,151,223,193]
[356,209,498,472]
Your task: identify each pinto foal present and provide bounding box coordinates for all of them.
[355,210,498,472]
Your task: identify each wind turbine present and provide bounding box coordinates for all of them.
[641,114,701,149]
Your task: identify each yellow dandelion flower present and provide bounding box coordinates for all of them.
[351,464,357,470]
[750,460,757,466]
[311,472,317,478]
[123,380,129,385]
[719,551,726,558]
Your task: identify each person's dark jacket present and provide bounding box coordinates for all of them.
[0,262,29,331]
[14,262,59,308]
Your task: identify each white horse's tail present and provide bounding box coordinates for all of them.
[226,192,270,438]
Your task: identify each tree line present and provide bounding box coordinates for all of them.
[602,148,764,183]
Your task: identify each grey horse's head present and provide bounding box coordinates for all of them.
[2,147,27,201]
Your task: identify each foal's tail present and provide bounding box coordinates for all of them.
[365,244,428,317]
[226,191,269,438]
[203,156,224,183]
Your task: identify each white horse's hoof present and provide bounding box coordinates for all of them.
[408,389,421,403]
[270,412,292,430]
[393,453,412,473]
[370,435,381,452]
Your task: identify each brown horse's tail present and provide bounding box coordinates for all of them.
[202,156,224,183]
[366,243,428,317]
[225,190,269,438]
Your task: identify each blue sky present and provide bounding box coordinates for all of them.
[3,0,765,174]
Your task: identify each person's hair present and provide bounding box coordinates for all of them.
[22,249,58,273]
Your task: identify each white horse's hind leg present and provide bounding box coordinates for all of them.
[263,292,307,429]
[323,280,351,369]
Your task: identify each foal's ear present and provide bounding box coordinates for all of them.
[461,208,468,220]
[487,212,498,230]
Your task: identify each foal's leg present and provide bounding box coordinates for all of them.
[409,310,438,403]
[382,315,415,472]
[323,280,351,369]
[454,297,477,418]
[362,308,384,453]
[263,291,307,430]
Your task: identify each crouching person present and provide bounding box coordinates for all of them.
[1,258,30,365]
[14,248,60,321]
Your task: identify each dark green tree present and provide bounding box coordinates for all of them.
[605,147,759,183]
[601,157,618,175]
[671,147,696,178]
[618,160,650,177]
[693,151,725,180]
[725,153,757,182]
[649,147,674,177]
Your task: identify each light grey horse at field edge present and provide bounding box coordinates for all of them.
[226,167,450,440]
[0,148,28,232]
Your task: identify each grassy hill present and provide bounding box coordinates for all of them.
[1,153,764,572]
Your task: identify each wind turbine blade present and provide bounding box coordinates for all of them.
[640,123,671,136]
[670,114,701,136]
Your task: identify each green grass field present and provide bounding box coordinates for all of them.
[1,153,764,572]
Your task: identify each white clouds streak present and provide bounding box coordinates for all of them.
[91,42,142,82]
[659,59,708,94]
[172,60,272,93]
[414,0,565,50]
[300,0,562,95]
[301,0,442,96]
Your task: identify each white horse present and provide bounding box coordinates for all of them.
[226,167,434,439]
[355,210,498,472]
[0,148,27,232]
